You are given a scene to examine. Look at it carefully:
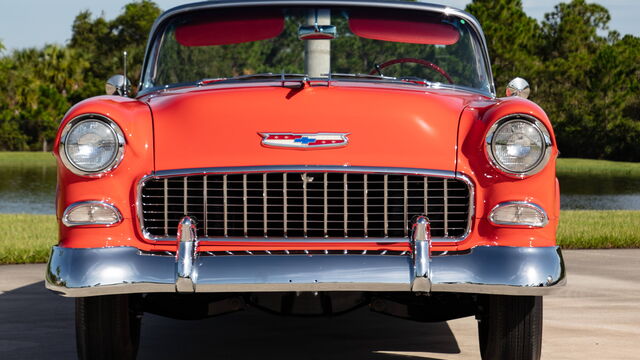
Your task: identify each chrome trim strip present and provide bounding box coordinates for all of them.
[343,173,348,237]
[139,0,495,97]
[183,176,188,215]
[262,173,268,237]
[46,245,565,297]
[163,178,168,236]
[197,237,411,244]
[364,173,368,238]
[488,201,549,228]
[223,174,228,237]
[243,174,248,237]
[423,177,428,218]
[137,166,475,243]
[383,174,389,238]
[149,165,460,178]
[323,173,328,237]
[444,179,449,237]
[203,175,208,236]
[59,114,126,177]
[283,172,288,237]
[303,172,308,237]
[62,201,123,227]
[403,176,408,238]
[455,172,475,241]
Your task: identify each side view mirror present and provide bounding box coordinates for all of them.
[506,77,530,99]
[105,75,132,97]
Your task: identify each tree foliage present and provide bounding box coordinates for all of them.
[467,0,640,161]
[0,0,639,161]
[0,1,160,150]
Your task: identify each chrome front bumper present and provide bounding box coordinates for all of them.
[45,244,565,297]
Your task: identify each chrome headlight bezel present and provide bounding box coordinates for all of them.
[59,114,125,177]
[485,114,552,177]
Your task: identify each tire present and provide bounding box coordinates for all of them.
[478,295,543,360]
[76,295,142,360]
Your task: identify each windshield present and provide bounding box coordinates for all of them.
[142,6,492,94]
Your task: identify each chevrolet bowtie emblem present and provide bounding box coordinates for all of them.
[259,133,349,149]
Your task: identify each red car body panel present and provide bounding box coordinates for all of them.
[149,85,474,171]
[52,85,558,253]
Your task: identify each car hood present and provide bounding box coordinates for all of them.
[145,83,485,172]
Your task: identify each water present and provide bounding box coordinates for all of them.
[0,165,56,214]
[0,165,638,214]
[559,174,640,210]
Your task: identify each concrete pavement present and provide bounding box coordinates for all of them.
[0,249,638,359]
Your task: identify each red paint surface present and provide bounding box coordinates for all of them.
[53,84,558,253]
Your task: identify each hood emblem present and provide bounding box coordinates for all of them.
[259,133,349,149]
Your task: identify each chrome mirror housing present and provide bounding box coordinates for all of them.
[506,77,530,99]
[105,75,132,96]
[298,25,337,40]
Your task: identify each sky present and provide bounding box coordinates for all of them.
[0,0,639,51]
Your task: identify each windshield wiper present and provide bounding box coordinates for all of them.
[196,72,432,89]
[326,73,396,81]
[398,76,433,86]
[326,73,432,87]
[197,73,309,88]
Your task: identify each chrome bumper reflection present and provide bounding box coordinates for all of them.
[45,245,565,297]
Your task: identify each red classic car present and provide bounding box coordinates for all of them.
[46,1,565,359]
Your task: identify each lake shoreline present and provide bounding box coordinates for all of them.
[2,154,640,213]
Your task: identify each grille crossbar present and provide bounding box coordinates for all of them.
[140,171,471,240]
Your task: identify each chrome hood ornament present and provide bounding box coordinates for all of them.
[259,132,349,148]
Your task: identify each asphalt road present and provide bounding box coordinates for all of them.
[1,249,639,359]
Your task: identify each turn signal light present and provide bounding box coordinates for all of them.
[62,201,122,227]
[488,201,548,227]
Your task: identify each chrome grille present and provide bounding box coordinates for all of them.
[140,170,471,240]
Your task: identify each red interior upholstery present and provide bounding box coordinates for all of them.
[175,11,284,46]
[349,13,460,45]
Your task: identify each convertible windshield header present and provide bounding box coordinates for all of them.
[141,2,493,95]
[174,9,461,47]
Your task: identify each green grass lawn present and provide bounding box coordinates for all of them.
[557,210,640,249]
[0,211,638,264]
[0,214,56,264]
[557,158,640,178]
[0,151,56,167]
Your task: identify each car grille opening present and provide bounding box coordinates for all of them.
[140,171,471,240]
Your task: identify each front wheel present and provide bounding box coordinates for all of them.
[76,295,142,360]
[478,295,543,360]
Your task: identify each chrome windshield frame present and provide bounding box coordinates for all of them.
[138,0,495,97]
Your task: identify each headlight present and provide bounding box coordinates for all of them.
[485,114,552,177]
[59,114,125,176]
